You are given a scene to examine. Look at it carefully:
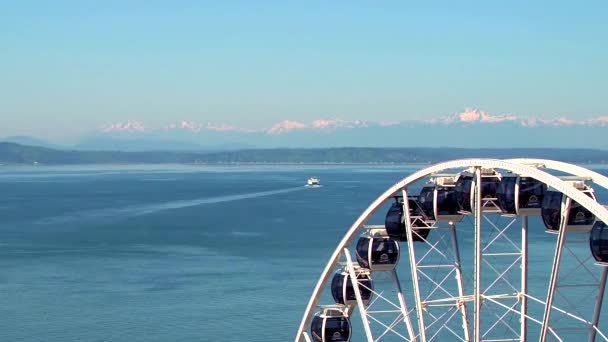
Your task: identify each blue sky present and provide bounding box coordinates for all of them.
[1,1,607,139]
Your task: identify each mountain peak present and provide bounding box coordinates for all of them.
[266,120,308,134]
[428,108,518,124]
[100,121,146,133]
[458,108,517,123]
[164,121,203,132]
[163,121,249,133]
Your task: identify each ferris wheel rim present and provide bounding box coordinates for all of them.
[505,158,608,191]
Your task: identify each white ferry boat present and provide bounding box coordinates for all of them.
[306,177,320,187]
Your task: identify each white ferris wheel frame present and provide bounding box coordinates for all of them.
[296,158,608,342]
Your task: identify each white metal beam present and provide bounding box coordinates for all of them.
[539,198,571,342]
[344,248,374,341]
[450,222,471,341]
[391,269,417,341]
[521,216,528,342]
[475,167,483,342]
[589,267,608,342]
[404,188,427,342]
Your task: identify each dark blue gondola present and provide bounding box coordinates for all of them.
[496,175,546,215]
[590,221,608,264]
[541,184,596,232]
[454,171,501,212]
[356,235,400,272]
[419,183,464,222]
[311,308,351,342]
[385,196,432,241]
[454,174,475,212]
[331,271,374,306]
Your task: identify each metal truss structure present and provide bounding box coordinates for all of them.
[296,159,608,342]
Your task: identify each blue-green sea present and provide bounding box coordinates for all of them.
[1,164,607,341]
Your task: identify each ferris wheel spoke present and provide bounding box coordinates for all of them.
[486,295,545,326]
[365,314,411,341]
[482,301,521,339]
[426,307,466,342]
[416,238,449,265]
[482,256,522,294]
[482,216,520,252]
[561,245,601,283]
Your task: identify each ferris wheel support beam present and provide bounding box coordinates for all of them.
[343,248,374,341]
[520,216,529,342]
[589,267,608,342]
[403,188,426,342]
[474,167,483,342]
[296,159,608,342]
[391,269,417,341]
[539,199,571,342]
[450,222,471,341]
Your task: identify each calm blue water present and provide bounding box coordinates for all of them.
[0,164,424,341]
[1,164,607,341]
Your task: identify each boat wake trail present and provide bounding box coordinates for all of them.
[132,186,305,216]
[36,186,306,225]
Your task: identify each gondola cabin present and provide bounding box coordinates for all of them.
[590,221,608,265]
[331,270,374,306]
[541,180,596,232]
[454,173,474,212]
[454,169,501,213]
[310,307,352,342]
[385,195,432,241]
[419,176,464,223]
[496,175,546,216]
[356,234,400,272]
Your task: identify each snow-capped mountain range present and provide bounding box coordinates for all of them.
[4,109,607,151]
[99,108,608,135]
[99,118,398,135]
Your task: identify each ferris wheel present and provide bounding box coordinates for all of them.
[295,159,608,342]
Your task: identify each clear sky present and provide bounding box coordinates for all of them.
[2,0,607,139]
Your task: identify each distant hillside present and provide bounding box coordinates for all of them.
[0,142,201,165]
[1,136,61,149]
[195,147,608,164]
[1,142,607,165]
